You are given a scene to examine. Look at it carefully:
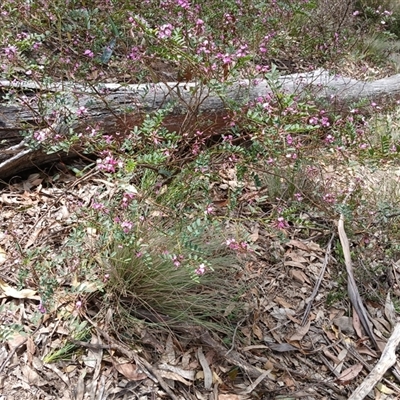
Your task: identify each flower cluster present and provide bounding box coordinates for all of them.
[226,238,251,252]
[96,152,122,173]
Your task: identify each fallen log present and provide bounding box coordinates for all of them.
[1,68,400,179]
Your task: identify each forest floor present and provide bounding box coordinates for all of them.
[1,122,400,399]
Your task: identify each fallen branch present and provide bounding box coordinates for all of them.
[349,323,400,400]
[1,69,400,178]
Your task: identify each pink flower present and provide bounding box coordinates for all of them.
[236,44,248,58]
[176,0,190,9]
[84,49,94,58]
[120,220,133,233]
[239,242,250,251]
[122,192,136,208]
[325,134,334,144]
[323,193,336,203]
[4,45,17,59]
[320,116,330,127]
[103,135,113,144]
[195,264,206,275]
[92,201,105,210]
[222,54,233,65]
[294,193,303,201]
[34,129,48,142]
[172,254,183,268]
[76,106,88,117]
[97,156,119,173]
[226,238,237,248]
[128,46,141,61]
[273,217,289,230]
[205,205,215,215]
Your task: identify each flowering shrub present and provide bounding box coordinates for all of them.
[4,0,400,343]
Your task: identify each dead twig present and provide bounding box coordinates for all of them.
[301,233,335,326]
[338,213,379,350]
[349,323,400,400]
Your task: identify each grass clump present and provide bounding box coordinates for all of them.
[106,216,249,339]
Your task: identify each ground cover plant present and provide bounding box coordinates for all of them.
[2,0,400,398]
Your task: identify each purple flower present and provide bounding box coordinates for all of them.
[172,254,183,268]
[103,135,114,144]
[97,156,119,173]
[222,53,233,65]
[320,116,330,127]
[239,242,250,251]
[84,49,94,58]
[38,301,46,314]
[128,46,141,61]
[4,45,17,59]
[236,44,248,58]
[158,24,173,39]
[92,201,105,210]
[122,192,136,208]
[120,220,133,233]
[176,0,190,9]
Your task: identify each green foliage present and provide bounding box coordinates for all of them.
[43,320,91,363]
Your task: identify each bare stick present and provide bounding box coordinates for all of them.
[349,323,400,400]
[301,233,334,326]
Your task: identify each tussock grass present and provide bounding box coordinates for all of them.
[106,219,249,339]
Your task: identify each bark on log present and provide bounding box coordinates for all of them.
[1,68,400,179]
